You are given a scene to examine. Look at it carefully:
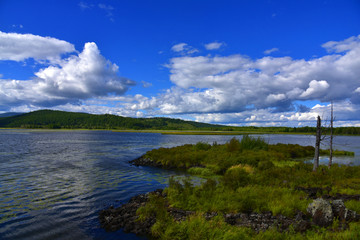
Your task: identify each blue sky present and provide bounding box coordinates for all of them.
[0,0,360,127]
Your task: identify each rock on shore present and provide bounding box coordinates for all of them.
[129,156,164,168]
[99,189,162,235]
[307,198,360,227]
[99,189,360,237]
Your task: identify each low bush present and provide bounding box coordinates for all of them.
[223,167,250,189]
[187,167,215,177]
[142,136,353,176]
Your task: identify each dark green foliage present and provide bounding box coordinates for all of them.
[226,136,268,152]
[144,136,353,174]
[226,137,241,152]
[194,142,212,151]
[257,160,275,171]
[239,135,269,151]
[223,167,250,189]
[2,109,360,134]
[0,109,222,130]
[269,144,314,159]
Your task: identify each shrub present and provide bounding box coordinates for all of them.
[258,160,275,170]
[223,167,250,189]
[227,137,241,152]
[240,135,268,151]
[187,167,215,177]
[194,142,212,151]
[229,164,254,174]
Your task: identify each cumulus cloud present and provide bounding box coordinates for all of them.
[129,35,360,126]
[187,100,360,127]
[0,40,135,111]
[2,31,360,126]
[0,31,75,62]
[204,42,224,50]
[299,80,330,98]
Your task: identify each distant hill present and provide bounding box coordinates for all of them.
[0,110,223,130]
[0,109,359,135]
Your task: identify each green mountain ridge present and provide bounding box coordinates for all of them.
[0,110,359,135]
[0,110,223,130]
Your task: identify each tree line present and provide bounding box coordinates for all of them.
[0,109,359,134]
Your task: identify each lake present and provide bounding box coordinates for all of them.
[0,130,359,240]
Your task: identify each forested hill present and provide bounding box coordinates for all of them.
[0,110,222,130]
[0,110,359,134]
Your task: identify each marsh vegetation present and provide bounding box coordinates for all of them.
[133,136,360,239]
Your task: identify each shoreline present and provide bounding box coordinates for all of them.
[99,186,360,238]
[1,128,359,136]
[99,152,360,238]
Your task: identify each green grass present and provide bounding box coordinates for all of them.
[143,136,354,174]
[136,136,359,239]
[138,187,360,240]
[187,167,216,177]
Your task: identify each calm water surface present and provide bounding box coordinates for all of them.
[0,130,359,240]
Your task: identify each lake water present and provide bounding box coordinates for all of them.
[0,130,359,240]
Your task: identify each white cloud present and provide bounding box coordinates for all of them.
[322,35,360,53]
[299,80,330,98]
[171,43,188,52]
[264,47,279,55]
[186,100,359,127]
[171,43,199,55]
[127,35,360,126]
[0,41,134,110]
[2,32,360,126]
[266,93,286,104]
[0,31,75,62]
[204,42,224,50]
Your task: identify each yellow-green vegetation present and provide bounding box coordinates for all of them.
[143,135,350,174]
[139,209,360,240]
[165,178,309,216]
[136,136,359,239]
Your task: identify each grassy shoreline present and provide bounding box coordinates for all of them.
[127,136,360,239]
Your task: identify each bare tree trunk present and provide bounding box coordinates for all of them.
[328,102,334,168]
[313,115,321,171]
